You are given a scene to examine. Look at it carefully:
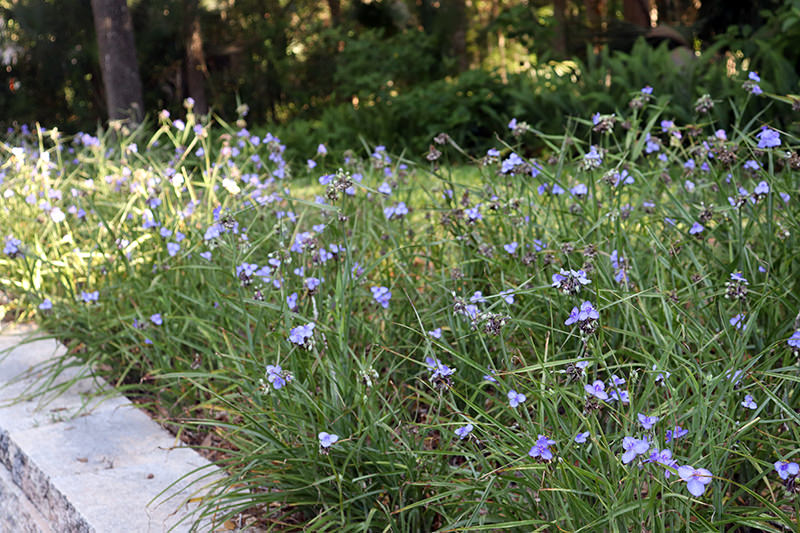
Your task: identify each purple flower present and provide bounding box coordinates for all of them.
[730,313,746,331]
[638,413,659,430]
[754,180,770,196]
[647,448,678,478]
[575,431,590,444]
[621,437,650,464]
[609,389,630,404]
[641,86,653,95]
[774,460,800,480]
[653,364,671,384]
[726,369,744,384]
[788,330,800,349]
[645,134,660,154]
[507,389,527,408]
[150,313,163,326]
[666,425,688,443]
[582,145,603,169]
[584,380,608,401]
[465,206,482,223]
[611,169,634,186]
[579,301,599,321]
[528,434,556,461]
[4,236,22,257]
[750,84,763,95]
[39,299,52,311]
[282,293,296,311]
[757,127,781,149]
[678,465,713,497]
[689,222,704,235]
[167,242,180,256]
[304,277,322,292]
[741,394,757,410]
[236,263,258,280]
[318,432,339,448]
[266,364,288,389]
[483,368,498,383]
[730,272,748,283]
[743,160,760,171]
[455,424,474,440]
[428,327,442,339]
[425,357,456,382]
[384,201,409,220]
[748,71,761,82]
[499,289,515,305]
[470,291,486,303]
[289,322,315,347]
[552,269,591,294]
[501,152,525,174]
[370,286,392,309]
[570,183,588,197]
[81,290,99,303]
[503,242,519,255]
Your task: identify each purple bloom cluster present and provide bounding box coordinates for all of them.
[370,286,392,309]
[3,236,22,257]
[552,268,591,295]
[528,434,556,461]
[289,322,315,349]
[565,301,600,335]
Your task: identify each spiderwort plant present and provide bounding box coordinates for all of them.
[2,69,800,532]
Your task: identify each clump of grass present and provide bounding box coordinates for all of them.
[2,84,800,531]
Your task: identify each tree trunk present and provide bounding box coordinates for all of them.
[553,0,567,57]
[327,0,341,26]
[624,0,651,28]
[184,0,209,115]
[450,0,469,72]
[584,0,602,29]
[90,0,144,122]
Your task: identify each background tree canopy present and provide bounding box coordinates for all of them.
[0,0,798,155]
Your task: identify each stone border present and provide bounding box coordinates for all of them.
[0,326,220,532]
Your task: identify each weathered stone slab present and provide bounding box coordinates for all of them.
[0,326,221,532]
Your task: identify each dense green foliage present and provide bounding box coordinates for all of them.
[276,38,800,158]
[2,0,800,157]
[2,76,800,530]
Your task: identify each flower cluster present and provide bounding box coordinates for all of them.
[289,322,315,349]
[528,435,556,461]
[551,268,591,295]
[725,272,749,302]
[370,286,392,309]
[565,301,600,335]
[425,356,456,389]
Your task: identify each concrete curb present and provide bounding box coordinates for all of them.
[0,326,220,532]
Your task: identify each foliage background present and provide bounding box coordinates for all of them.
[0,0,799,156]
